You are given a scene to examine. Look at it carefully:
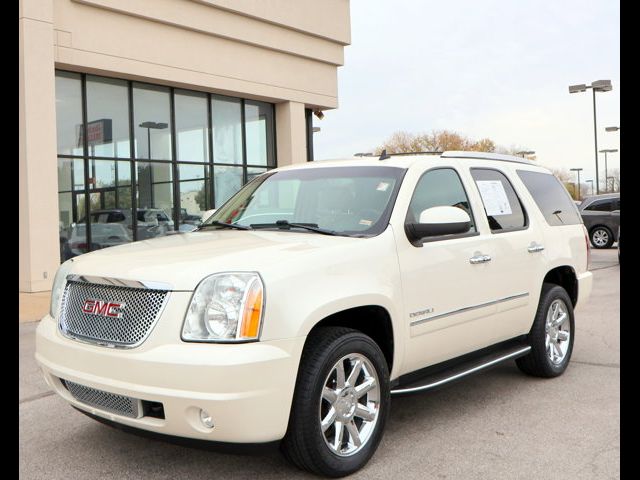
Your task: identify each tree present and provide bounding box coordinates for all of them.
[194,184,208,211]
[372,130,540,162]
[374,130,497,155]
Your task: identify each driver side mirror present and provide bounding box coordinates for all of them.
[406,206,471,243]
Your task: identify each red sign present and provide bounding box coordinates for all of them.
[81,299,126,319]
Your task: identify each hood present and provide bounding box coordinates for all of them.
[67,229,362,290]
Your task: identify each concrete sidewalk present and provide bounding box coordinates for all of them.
[19,291,51,323]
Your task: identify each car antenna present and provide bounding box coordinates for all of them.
[379,149,391,160]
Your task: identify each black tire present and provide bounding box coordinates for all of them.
[590,226,614,249]
[516,283,575,378]
[281,327,390,477]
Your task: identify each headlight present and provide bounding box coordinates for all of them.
[49,260,74,319]
[182,272,264,342]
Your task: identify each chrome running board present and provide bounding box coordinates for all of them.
[391,344,531,396]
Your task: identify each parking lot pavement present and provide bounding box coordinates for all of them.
[19,249,619,479]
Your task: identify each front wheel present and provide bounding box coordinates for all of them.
[517,283,575,377]
[281,327,390,477]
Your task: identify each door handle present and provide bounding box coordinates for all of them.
[469,254,492,264]
[527,242,545,253]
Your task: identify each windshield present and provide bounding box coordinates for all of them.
[204,166,406,236]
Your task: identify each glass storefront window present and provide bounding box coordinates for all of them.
[86,76,130,158]
[244,100,275,166]
[136,162,174,240]
[175,90,209,163]
[212,95,243,165]
[55,72,84,156]
[133,83,172,161]
[178,164,209,229]
[55,71,276,261]
[214,165,243,207]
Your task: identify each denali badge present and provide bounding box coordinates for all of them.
[81,299,126,319]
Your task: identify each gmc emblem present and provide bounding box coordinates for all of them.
[81,299,126,319]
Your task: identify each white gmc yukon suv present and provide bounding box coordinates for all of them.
[36,151,593,477]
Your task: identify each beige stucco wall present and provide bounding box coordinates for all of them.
[19,0,350,292]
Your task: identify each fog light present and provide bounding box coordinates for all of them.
[200,409,214,428]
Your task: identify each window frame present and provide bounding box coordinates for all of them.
[470,167,529,234]
[404,166,480,246]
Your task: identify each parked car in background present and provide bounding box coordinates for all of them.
[578,193,620,249]
[82,208,175,241]
[62,223,132,259]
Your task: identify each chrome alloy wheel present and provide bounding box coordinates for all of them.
[592,229,609,247]
[319,353,381,457]
[545,299,571,365]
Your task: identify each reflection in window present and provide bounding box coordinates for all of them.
[212,95,242,165]
[86,76,130,158]
[133,83,172,160]
[408,169,476,232]
[214,165,243,207]
[244,101,275,166]
[55,72,84,156]
[136,162,174,240]
[175,90,209,163]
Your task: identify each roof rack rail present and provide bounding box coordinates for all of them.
[383,151,443,157]
[441,151,533,165]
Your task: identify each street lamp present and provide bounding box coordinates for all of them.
[570,168,583,200]
[586,179,594,196]
[598,148,618,193]
[515,150,535,158]
[139,121,169,159]
[568,79,613,194]
[605,126,619,132]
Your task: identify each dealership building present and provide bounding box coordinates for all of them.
[19,0,351,292]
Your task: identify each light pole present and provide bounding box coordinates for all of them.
[605,126,620,132]
[568,80,613,194]
[515,150,535,158]
[139,121,168,159]
[586,179,594,195]
[570,168,583,200]
[599,148,617,192]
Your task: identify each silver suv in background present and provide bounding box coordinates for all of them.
[578,193,620,248]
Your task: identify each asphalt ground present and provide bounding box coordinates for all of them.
[19,249,620,479]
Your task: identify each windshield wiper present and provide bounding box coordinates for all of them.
[198,220,252,231]
[250,220,339,236]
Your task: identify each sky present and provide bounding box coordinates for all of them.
[313,0,620,191]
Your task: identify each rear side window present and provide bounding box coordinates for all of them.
[517,170,582,226]
[585,199,613,212]
[470,168,526,232]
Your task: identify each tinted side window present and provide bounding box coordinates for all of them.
[470,168,526,232]
[517,170,582,226]
[585,199,613,212]
[613,199,620,210]
[407,168,476,233]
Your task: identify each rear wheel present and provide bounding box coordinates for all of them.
[517,283,575,377]
[281,327,390,477]
[590,226,613,249]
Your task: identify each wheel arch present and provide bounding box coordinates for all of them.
[305,305,396,375]
[542,266,578,307]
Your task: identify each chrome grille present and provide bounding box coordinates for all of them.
[62,379,141,418]
[59,280,169,347]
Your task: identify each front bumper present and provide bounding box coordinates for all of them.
[35,313,306,443]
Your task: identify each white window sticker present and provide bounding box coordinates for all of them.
[476,180,512,216]
[376,182,390,192]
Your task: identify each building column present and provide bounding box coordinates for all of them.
[275,101,307,167]
[20,0,60,292]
